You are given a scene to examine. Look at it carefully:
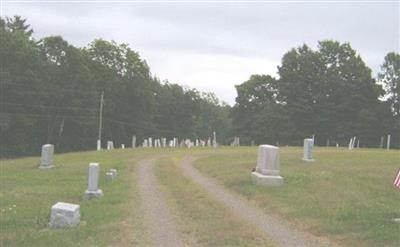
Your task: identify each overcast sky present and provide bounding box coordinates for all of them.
[2,0,399,104]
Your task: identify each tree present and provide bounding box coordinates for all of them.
[379,52,400,117]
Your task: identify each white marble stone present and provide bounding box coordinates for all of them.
[132,135,136,148]
[109,168,117,178]
[107,141,114,150]
[251,145,283,186]
[387,134,391,150]
[105,172,114,182]
[40,144,54,169]
[212,131,217,148]
[97,139,101,151]
[121,144,125,149]
[148,138,153,148]
[162,138,167,148]
[302,138,314,162]
[49,202,80,228]
[84,163,103,199]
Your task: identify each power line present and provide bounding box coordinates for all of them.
[0,102,99,111]
[0,112,98,119]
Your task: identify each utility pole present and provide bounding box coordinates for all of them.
[97,91,104,151]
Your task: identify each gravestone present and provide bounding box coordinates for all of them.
[162,138,167,148]
[302,138,314,162]
[49,202,80,228]
[105,172,113,182]
[40,144,54,169]
[251,145,283,186]
[213,131,217,148]
[143,139,148,147]
[132,135,136,148]
[121,144,125,149]
[97,139,101,151]
[148,138,153,148]
[387,134,391,150]
[107,141,114,150]
[84,163,103,199]
[207,138,211,147]
[110,169,117,178]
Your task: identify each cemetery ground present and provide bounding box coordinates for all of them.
[0,147,399,246]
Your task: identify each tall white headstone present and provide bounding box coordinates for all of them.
[212,131,217,148]
[302,138,314,162]
[121,144,125,149]
[132,135,136,148]
[387,134,391,150]
[97,139,101,151]
[39,144,54,169]
[84,163,103,199]
[148,138,153,148]
[251,145,283,186]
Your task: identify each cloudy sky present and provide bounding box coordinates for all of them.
[2,0,399,104]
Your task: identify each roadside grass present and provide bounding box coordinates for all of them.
[0,148,149,247]
[155,155,277,247]
[194,147,400,247]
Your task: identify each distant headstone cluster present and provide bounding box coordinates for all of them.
[39,144,118,229]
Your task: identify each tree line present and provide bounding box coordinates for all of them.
[0,16,230,157]
[1,16,398,157]
[232,42,399,148]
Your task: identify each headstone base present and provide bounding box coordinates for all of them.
[302,158,314,162]
[251,172,283,186]
[84,189,103,199]
[39,165,54,169]
[49,202,80,229]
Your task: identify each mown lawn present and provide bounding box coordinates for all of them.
[0,148,151,247]
[194,147,400,247]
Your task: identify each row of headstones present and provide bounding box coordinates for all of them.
[251,138,315,186]
[142,132,218,149]
[98,133,220,150]
[348,134,392,150]
[39,144,117,228]
[230,136,240,147]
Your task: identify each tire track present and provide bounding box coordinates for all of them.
[180,155,337,247]
[138,157,184,247]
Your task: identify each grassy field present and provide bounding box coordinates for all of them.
[0,149,152,247]
[194,147,400,247]
[1,146,399,246]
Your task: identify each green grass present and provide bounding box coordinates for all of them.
[0,149,151,247]
[194,147,400,247]
[1,146,399,246]
[155,155,276,247]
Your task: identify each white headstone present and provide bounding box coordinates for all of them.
[97,139,101,151]
[105,172,114,182]
[148,138,153,148]
[212,131,217,148]
[162,138,167,148]
[109,168,117,178]
[348,138,353,150]
[132,135,136,148]
[40,144,54,169]
[84,163,103,199]
[121,144,125,149]
[251,145,283,186]
[49,202,80,228]
[302,138,314,162]
[387,134,391,150]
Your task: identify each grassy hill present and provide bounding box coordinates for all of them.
[1,147,399,246]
